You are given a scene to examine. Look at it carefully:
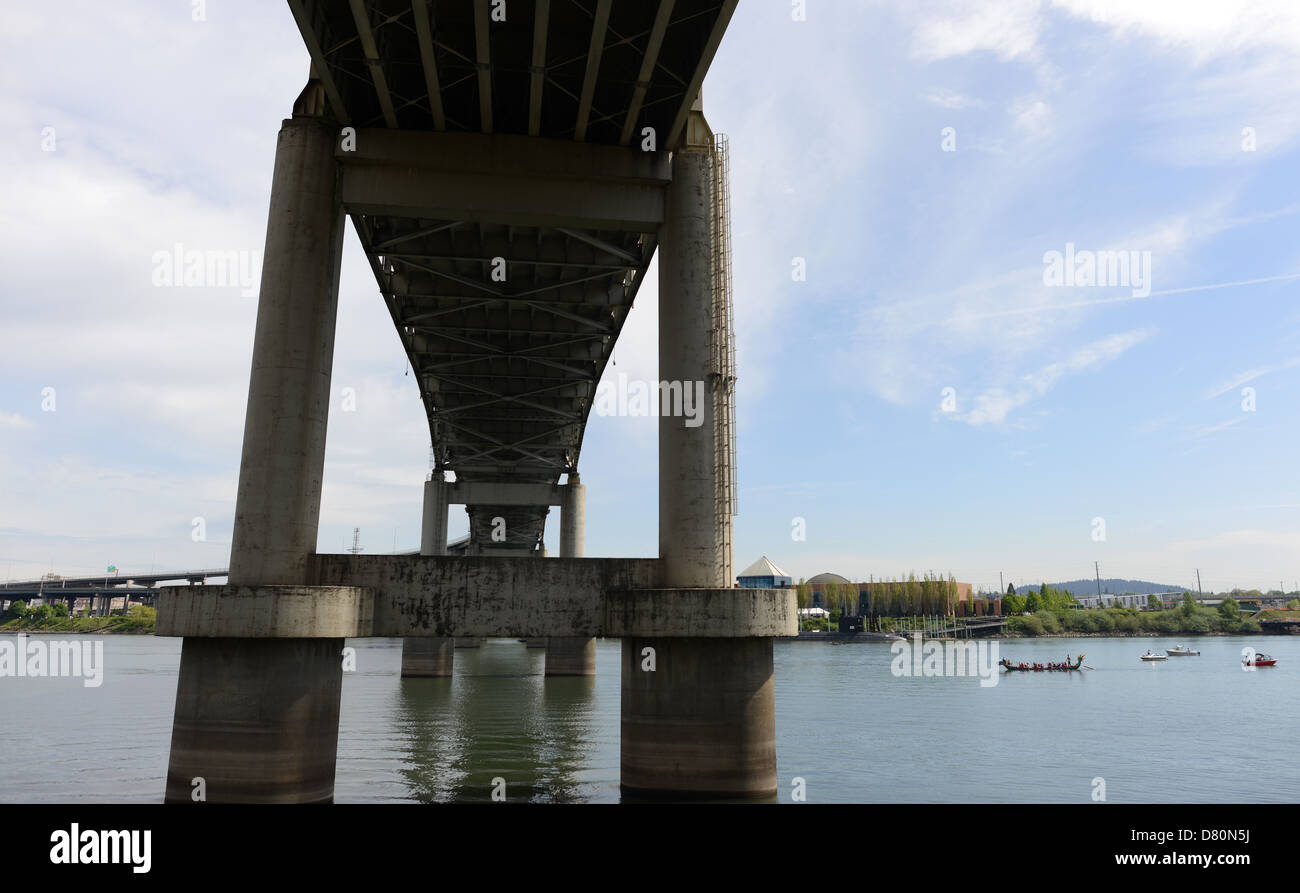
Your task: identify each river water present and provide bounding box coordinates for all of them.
[1,634,1296,803]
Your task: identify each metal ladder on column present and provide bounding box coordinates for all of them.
[710,133,738,586]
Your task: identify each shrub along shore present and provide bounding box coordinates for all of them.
[0,600,156,634]
[1000,601,1260,638]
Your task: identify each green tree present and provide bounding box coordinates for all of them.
[1218,597,1241,621]
[823,581,840,615]
[1006,583,1016,597]
[795,579,812,611]
[1025,591,1043,613]
[1147,594,1162,611]
[5,600,27,619]
[53,601,70,617]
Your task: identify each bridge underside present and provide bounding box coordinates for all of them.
[290,0,732,143]
[292,0,736,552]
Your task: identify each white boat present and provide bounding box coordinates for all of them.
[1166,644,1200,656]
[1140,650,1167,661]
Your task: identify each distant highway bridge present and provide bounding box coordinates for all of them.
[0,569,230,615]
[2,569,229,590]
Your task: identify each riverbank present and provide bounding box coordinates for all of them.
[0,611,156,635]
[997,629,1290,638]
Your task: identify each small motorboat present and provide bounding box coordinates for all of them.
[1166,644,1200,656]
[1243,651,1278,667]
[1140,650,1167,661]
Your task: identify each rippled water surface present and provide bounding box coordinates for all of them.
[1,634,1296,802]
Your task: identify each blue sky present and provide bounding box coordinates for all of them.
[1,1,1298,594]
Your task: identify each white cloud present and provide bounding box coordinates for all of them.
[910,0,1044,63]
[1010,97,1053,138]
[1052,0,1300,58]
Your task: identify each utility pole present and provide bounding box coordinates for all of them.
[1094,561,1103,605]
[347,528,364,555]
[999,571,1004,594]
[1196,569,1202,595]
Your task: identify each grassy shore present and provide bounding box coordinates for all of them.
[0,605,156,634]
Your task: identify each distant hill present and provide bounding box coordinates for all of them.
[1003,578,1189,597]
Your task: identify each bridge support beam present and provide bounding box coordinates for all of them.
[164,88,347,803]
[402,475,453,677]
[547,474,595,676]
[620,118,777,799]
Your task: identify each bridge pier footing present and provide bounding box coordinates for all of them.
[166,638,343,803]
[400,637,455,677]
[620,637,775,798]
[164,86,348,804]
[545,637,597,676]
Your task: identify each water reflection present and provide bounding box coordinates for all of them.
[393,640,600,803]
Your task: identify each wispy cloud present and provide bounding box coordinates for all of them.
[1191,415,1248,438]
[955,328,1156,425]
[1204,355,1300,399]
[946,272,1300,326]
[924,87,988,109]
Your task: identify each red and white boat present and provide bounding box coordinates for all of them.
[1243,651,1278,667]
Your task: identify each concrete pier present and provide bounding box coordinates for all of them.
[619,111,778,799]
[559,474,585,559]
[546,475,595,676]
[545,636,597,676]
[402,476,453,677]
[165,83,347,803]
[401,635,455,675]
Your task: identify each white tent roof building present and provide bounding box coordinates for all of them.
[736,556,793,588]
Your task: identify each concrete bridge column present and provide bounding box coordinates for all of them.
[620,118,777,799]
[164,82,348,803]
[546,476,595,676]
[402,475,454,677]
